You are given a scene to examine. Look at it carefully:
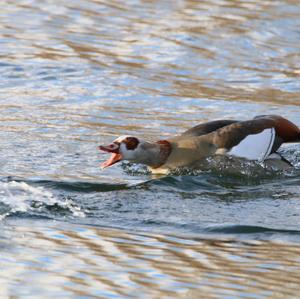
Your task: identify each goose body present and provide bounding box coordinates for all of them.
[99,115,300,173]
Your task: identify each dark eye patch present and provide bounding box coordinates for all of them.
[124,137,139,150]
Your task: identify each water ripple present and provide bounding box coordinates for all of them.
[1,221,300,298]
[1,0,300,297]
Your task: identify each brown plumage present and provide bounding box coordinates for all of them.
[206,115,300,153]
[99,115,300,173]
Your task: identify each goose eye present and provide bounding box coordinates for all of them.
[124,137,139,150]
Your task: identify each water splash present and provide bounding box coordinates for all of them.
[121,154,299,179]
[0,181,85,220]
[121,162,151,176]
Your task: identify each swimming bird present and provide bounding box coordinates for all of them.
[99,115,300,173]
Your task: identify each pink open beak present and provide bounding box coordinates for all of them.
[98,143,122,169]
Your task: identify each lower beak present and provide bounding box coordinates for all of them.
[100,153,122,169]
[98,144,122,169]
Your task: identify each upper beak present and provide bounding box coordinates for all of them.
[98,142,122,169]
[99,142,119,154]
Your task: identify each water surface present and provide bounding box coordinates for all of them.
[1,0,300,298]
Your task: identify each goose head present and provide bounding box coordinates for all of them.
[99,135,169,169]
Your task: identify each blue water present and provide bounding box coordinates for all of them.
[1,0,300,298]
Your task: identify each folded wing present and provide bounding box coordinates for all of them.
[211,115,300,160]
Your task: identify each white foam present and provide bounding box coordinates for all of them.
[0,181,85,219]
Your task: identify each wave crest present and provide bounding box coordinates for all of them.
[0,181,85,220]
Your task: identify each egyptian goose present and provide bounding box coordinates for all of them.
[99,115,300,173]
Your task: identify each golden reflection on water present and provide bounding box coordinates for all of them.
[0,0,300,298]
[1,0,300,106]
[1,221,300,298]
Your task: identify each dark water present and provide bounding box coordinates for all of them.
[1,0,300,297]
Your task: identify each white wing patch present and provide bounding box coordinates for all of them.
[227,128,275,161]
